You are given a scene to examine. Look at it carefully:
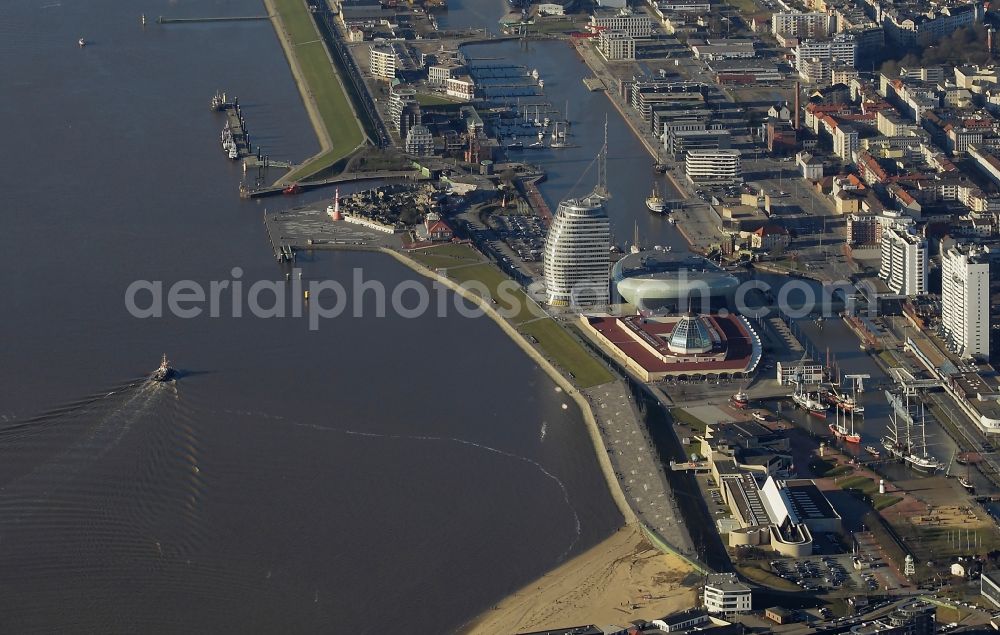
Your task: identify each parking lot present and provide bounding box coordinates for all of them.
[768,553,872,592]
[490,213,546,264]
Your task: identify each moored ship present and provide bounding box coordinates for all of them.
[792,382,828,418]
[883,389,941,474]
[730,390,750,409]
[646,183,666,214]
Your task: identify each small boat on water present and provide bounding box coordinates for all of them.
[151,354,176,382]
[865,445,880,457]
[667,216,677,225]
[78,37,87,47]
[538,79,545,89]
[751,411,767,422]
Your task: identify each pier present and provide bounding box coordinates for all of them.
[212,94,255,161]
[156,16,271,24]
[264,206,402,262]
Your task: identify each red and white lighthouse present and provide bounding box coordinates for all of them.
[329,187,343,221]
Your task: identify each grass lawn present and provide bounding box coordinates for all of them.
[735,564,801,592]
[726,0,760,14]
[838,476,901,510]
[407,243,483,270]
[809,458,853,477]
[878,351,898,367]
[519,319,615,388]
[444,263,541,325]
[873,495,901,511]
[272,0,365,181]
[407,254,478,270]
[416,243,481,260]
[670,408,709,434]
[524,19,578,34]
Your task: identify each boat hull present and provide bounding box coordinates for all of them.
[646,199,666,213]
[904,456,940,473]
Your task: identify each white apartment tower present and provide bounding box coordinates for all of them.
[941,244,991,359]
[598,29,636,60]
[685,149,742,183]
[879,225,927,296]
[543,196,611,307]
[369,44,398,80]
[771,12,833,37]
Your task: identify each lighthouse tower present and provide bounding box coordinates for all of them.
[328,188,343,221]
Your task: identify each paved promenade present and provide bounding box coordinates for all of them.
[583,381,697,560]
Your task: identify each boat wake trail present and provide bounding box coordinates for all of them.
[0,378,189,533]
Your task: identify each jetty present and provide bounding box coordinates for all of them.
[212,94,255,160]
[156,16,271,24]
[264,206,402,262]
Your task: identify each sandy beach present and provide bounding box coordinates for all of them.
[463,524,698,634]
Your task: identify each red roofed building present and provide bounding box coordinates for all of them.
[417,212,453,242]
[749,224,790,251]
[857,151,888,185]
[580,312,762,381]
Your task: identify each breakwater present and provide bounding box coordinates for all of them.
[156,16,271,24]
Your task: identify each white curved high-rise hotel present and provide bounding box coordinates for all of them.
[543,195,611,307]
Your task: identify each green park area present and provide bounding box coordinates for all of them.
[838,475,901,511]
[520,319,614,388]
[271,0,365,181]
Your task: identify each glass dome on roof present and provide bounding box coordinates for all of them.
[667,312,713,354]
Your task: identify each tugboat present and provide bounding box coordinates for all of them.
[283,183,302,195]
[151,354,176,382]
[731,390,750,409]
[646,183,667,214]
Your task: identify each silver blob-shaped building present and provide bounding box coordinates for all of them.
[543,195,611,307]
[612,250,740,311]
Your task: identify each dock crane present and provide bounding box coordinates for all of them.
[845,373,871,394]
